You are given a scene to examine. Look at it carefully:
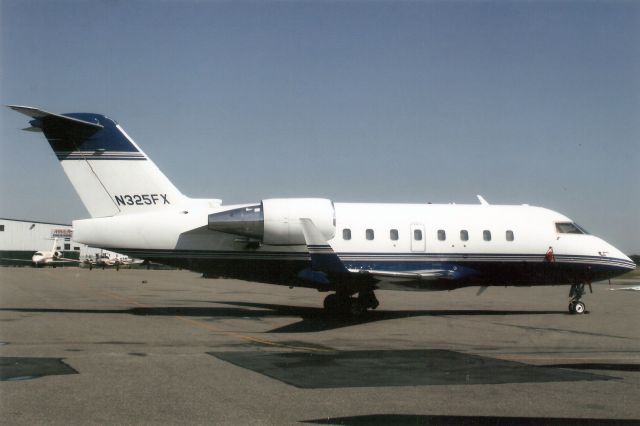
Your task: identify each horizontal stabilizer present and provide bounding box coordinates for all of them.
[8,105,52,118]
[8,105,104,130]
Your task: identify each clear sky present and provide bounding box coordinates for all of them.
[1,0,638,254]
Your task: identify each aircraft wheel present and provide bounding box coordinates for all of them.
[323,293,339,312]
[573,301,586,314]
[349,300,366,317]
[324,294,363,317]
[568,301,576,314]
[358,290,379,310]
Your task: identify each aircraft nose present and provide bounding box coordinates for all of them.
[602,241,636,271]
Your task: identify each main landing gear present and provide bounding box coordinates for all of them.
[568,283,589,314]
[323,289,379,317]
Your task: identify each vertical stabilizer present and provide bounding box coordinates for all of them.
[9,106,186,218]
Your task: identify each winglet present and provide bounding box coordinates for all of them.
[299,218,348,274]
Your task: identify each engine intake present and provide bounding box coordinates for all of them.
[208,198,335,245]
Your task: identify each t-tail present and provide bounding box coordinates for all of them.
[9,105,186,217]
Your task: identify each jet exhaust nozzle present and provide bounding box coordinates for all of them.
[208,199,336,245]
[207,204,264,240]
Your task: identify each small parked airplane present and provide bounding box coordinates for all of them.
[84,253,144,270]
[609,286,640,292]
[2,238,80,267]
[9,105,636,315]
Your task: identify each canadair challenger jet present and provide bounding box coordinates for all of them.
[9,105,635,316]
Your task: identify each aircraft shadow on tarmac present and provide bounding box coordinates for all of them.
[213,301,566,333]
[0,303,564,333]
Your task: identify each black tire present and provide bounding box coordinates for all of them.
[323,293,339,312]
[349,300,366,317]
[568,301,576,314]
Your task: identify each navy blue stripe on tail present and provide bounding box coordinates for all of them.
[30,112,142,160]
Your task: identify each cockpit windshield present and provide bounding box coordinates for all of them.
[555,222,589,234]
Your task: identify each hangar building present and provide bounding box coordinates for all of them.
[0,218,117,266]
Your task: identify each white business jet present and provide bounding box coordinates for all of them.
[2,238,80,267]
[9,105,635,315]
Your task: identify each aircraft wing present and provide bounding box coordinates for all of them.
[1,257,80,265]
[299,218,349,274]
[299,218,461,283]
[54,258,82,263]
[348,268,454,281]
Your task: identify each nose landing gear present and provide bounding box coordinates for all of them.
[568,283,590,314]
[569,299,585,314]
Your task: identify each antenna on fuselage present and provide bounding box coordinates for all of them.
[477,195,490,205]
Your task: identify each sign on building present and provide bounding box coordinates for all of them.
[51,229,73,239]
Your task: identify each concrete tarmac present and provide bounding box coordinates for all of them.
[0,267,638,425]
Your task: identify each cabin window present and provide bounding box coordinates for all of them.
[413,229,423,241]
[64,244,70,250]
[555,222,589,234]
[0,225,4,231]
[437,230,446,241]
[366,229,375,240]
[342,229,351,240]
[483,230,491,241]
[506,230,514,241]
[390,229,399,241]
[460,230,468,241]
[73,246,80,251]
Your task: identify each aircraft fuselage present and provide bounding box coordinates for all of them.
[73,201,633,291]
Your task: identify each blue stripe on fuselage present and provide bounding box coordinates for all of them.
[107,248,635,271]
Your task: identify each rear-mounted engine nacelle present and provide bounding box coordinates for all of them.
[208,198,336,245]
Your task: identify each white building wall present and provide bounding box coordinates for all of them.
[0,218,121,260]
[0,219,67,251]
